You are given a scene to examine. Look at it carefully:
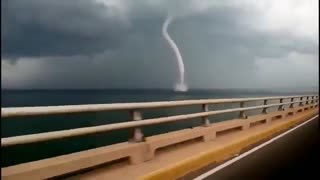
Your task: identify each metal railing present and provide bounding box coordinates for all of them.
[1,95,318,147]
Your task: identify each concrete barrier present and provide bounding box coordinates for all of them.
[1,95,318,179]
[2,142,148,180]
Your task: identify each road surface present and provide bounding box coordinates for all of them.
[193,116,320,180]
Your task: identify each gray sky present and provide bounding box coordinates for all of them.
[1,0,319,90]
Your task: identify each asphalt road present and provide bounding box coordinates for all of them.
[199,116,320,180]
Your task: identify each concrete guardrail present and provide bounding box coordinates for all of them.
[1,95,319,180]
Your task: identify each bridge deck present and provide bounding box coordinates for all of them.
[193,116,319,180]
[65,108,318,180]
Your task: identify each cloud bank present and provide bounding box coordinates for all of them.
[1,0,318,91]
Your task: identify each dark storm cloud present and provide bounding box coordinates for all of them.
[1,0,318,90]
[2,0,315,59]
[1,0,132,58]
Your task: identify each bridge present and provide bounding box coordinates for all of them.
[1,95,319,179]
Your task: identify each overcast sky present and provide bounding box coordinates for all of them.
[1,0,319,90]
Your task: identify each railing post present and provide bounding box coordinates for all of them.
[129,110,144,143]
[202,104,210,126]
[239,102,247,119]
[299,97,304,106]
[278,98,284,111]
[289,98,294,108]
[262,100,268,114]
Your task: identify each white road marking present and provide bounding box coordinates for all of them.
[194,115,319,180]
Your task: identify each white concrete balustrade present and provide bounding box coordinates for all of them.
[1,95,319,180]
